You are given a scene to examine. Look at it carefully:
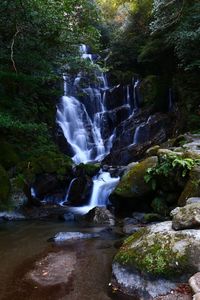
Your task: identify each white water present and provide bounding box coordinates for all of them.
[56,45,113,164]
[56,45,142,211]
[69,171,120,215]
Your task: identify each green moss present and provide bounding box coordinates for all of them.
[17,152,73,185]
[0,164,11,209]
[115,229,189,278]
[76,163,101,177]
[114,157,157,198]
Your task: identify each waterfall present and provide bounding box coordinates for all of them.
[133,122,149,144]
[56,45,114,164]
[69,171,120,215]
[56,45,144,212]
[60,178,77,206]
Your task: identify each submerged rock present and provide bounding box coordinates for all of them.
[27,251,76,286]
[51,231,100,242]
[112,221,200,299]
[171,203,200,230]
[0,211,25,221]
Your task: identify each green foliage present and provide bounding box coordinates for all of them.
[144,155,199,190]
[0,0,101,75]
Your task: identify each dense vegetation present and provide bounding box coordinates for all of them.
[0,0,199,208]
[98,0,199,129]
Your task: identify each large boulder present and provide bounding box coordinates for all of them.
[171,203,200,230]
[110,156,158,211]
[112,221,200,299]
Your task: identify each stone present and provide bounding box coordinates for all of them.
[189,272,200,293]
[194,292,200,300]
[186,198,200,205]
[110,157,158,211]
[0,211,25,221]
[51,231,100,242]
[146,145,160,157]
[157,149,183,157]
[83,207,115,226]
[171,203,200,230]
[112,221,200,299]
[27,251,76,286]
[122,224,143,235]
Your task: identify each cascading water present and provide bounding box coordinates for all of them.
[56,45,143,213]
[57,45,114,164]
[69,171,120,215]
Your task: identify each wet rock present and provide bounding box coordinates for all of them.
[189,272,200,293]
[67,176,93,206]
[110,157,158,211]
[0,211,25,221]
[83,207,115,226]
[33,174,60,199]
[122,224,142,235]
[60,212,75,222]
[171,203,200,230]
[27,251,76,286]
[112,221,200,299]
[186,197,200,205]
[51,231,100,242]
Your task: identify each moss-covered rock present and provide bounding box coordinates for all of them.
[19,152,73,185]
[0,141,19,170]
[112,156,158,199]
[75,163,100,177]
[114,221,200,277]
[0,164,11,209]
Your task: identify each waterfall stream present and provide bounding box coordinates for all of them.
[56,45,142,212]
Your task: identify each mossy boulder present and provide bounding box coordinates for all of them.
[178,166,200,206]
[0,164,11,209]
[112,157,158,198]
[110,157,158,211]
[20,152,73,185]
[0,141,19,170]
[112,221,200,299]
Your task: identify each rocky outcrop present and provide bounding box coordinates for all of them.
[104,111,176,165]
[110,156,158,211]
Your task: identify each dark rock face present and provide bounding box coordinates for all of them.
[67,176,93,206]
[104,111,176,165]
